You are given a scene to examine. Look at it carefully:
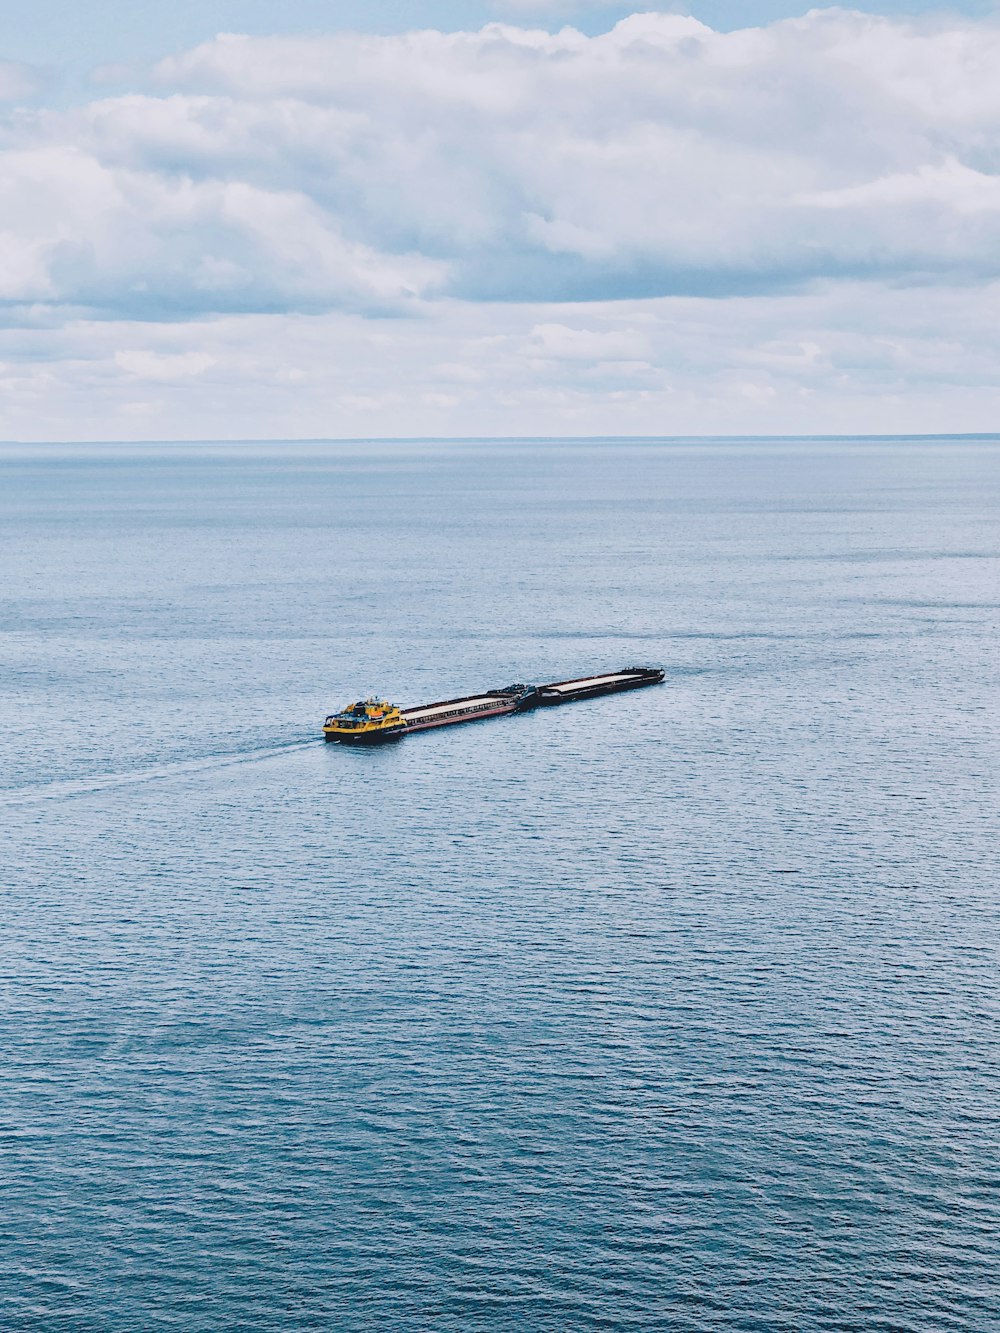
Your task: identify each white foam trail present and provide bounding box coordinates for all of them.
[0,738,317,808]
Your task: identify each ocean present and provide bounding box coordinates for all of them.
[2,438,998,1330]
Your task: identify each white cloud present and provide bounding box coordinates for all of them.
[115,350,216,379]
[802,157,1000,214]
[3,10,1000,433]
[526,322,652,360]
[2,10,1000,323]
[5,281,1000,442]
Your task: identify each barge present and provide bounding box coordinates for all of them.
[323,668,662,743]
[534,666,665,705]
[401,684,534,734]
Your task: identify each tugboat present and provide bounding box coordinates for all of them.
[323,698,406,745]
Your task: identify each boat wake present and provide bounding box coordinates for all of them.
[0,737,317,808]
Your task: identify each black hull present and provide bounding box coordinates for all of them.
[328,727,406,745]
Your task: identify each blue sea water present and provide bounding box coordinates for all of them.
[1,438,999,1332]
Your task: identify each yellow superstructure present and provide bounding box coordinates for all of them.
[323,697,406,744]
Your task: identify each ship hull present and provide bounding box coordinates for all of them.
[325,726,406,745]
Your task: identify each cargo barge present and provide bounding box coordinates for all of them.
[402,684,534,734]
[323,668,662,744]
[534,666,665,705]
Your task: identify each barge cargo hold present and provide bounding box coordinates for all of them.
[534,666,665,704]
[401,685,533,733]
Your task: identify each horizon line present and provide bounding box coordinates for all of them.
[3,432,1000,446]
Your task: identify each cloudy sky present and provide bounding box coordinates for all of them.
[2,0,1000,439]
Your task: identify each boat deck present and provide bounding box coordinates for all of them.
[402,693,513,721]
[540,671,647,695]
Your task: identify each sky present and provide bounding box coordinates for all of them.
[2,1,1000,439]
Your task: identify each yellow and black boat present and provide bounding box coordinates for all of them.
[323,698,406,745]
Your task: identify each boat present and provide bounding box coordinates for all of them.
[323,697,406,744]
[322,669,663,743]
[533,666,664,705]
[323,684,534,744]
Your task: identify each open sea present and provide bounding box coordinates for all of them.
[2,437,999,1332]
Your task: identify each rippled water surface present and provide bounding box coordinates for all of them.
[2,439,999,1331]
